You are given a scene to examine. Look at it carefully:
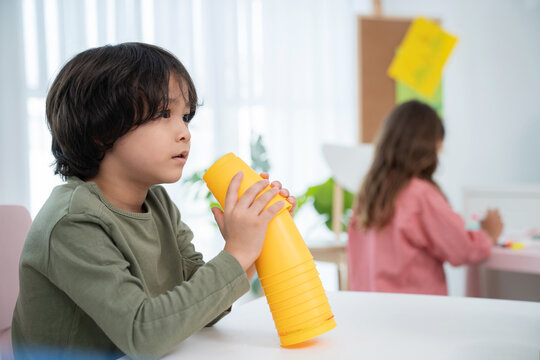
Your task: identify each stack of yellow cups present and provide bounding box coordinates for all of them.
[203,153,336,346]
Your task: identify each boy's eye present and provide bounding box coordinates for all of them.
[182,114,191,123]
[154,109,171,119]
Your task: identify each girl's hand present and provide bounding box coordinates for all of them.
[260,172,297,216]
[480,209,504,244]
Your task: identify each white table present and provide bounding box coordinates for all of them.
[162,291,540,360]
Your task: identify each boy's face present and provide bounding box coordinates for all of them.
[104,77,192,187]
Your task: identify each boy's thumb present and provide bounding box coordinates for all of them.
[211,207,224,228]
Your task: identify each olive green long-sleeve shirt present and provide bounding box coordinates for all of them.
[12,178,250,359]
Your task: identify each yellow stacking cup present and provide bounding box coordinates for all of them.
[259,259,315,286]
[267,285,327,309]
[270,295,329,320]
[261,267,319,292]
[203,153,336,346]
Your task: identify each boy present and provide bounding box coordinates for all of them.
[12,42,296,359]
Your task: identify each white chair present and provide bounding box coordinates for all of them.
[0,205,31,360]
[307,144,374,290]
[321,143,374,195]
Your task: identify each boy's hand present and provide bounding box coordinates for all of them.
[212,171,285,276]
[259,172,297,215]
[245,173,296,281]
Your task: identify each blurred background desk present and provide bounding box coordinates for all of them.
[463,185,540,302]
[307,237,348,290]
[161,291,540,360]
[466,246,540,301]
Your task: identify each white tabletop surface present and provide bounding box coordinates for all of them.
[161,291,540,360]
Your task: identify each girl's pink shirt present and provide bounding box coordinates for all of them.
[347,178,493,295]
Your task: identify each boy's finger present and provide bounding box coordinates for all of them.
[271,181,282,189]
[260,172,269,180]
[224,172,243,212]
[251,187,280,215]
[211,207,225,229]
[237,179,269,208]
[261,200,285,222]
[288,196,297,214]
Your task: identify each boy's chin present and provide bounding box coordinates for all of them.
[164,171,183,184]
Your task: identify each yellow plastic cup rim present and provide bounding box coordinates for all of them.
[260,266,319,289]
[260,265,316,287]
[274,302,332,329]
[264,278,323,304]
[279,317,337,347]
[262,271,320,296]
[267,286,327,308]
[258,258,316,284]
[265,281,323,305]
[269,295,329,320]
[275,310,335,336]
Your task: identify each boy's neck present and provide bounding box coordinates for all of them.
[88,175,149,213]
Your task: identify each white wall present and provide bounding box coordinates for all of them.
[381,0,540,212]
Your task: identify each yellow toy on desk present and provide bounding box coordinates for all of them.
[502,241,525,250]
[203,153,337,346]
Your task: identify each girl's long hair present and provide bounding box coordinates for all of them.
[354,100,445,230]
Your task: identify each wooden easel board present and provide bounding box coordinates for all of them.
[358,16,412,143]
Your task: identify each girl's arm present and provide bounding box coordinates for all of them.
[412,186,494,266]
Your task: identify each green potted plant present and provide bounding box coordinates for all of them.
[295,178,354,233]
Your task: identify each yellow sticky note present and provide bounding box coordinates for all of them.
[387,17,458,98]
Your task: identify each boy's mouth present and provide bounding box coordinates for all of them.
[173,151,189,160]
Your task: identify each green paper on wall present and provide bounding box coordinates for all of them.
[396,80,443,117]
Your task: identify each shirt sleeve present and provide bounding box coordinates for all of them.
[47,214,250,359]
[175,219,235,327]
[152,185,205,267]
[175,219,204,274]
[406,186,493,266]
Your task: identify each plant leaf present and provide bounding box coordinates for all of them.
[295,177,354,231]
[250,134,271,173]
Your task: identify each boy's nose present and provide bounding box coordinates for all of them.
[176,122,191,143]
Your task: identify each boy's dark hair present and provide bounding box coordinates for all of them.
[46,42,198,180]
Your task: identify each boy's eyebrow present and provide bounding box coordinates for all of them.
[167,96,191,112]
